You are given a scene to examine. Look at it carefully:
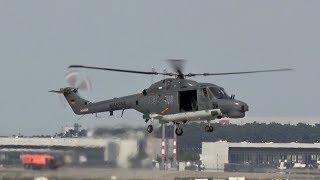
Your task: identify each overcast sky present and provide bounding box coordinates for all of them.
[0,1,319,135]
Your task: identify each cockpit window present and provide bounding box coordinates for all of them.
[202,88,207,96]
[209,87,230,99]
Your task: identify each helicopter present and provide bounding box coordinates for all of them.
[50,60,291,136]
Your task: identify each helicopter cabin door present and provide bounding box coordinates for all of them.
[197,87,212,110]
[179,90,198,112]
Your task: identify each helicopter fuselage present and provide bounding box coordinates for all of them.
[61,78,248,123]
[51,61,290,136]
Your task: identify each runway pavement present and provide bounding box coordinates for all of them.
[1,167,320,180]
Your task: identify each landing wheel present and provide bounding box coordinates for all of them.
[205,125,214,132]
[147,124,153,133]
[175,128,183,136]
[205,125,210,132]
[209,125,214,132]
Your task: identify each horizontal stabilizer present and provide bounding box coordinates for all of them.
[49,87,78,94]
[49,90,62,93]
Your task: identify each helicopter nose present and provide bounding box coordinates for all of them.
[235,101,249,112]
[226,100,249,118]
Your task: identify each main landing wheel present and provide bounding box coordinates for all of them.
[147,125,153,133]
[175,128,183,136]
[205,125,214,132]
[209,125,214,132]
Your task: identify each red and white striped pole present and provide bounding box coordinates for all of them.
[161,137,166,158]
[172,124,177,168]
[172,137,177,159]
[161,124,166,170]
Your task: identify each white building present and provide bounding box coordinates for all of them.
[202,141,320,171]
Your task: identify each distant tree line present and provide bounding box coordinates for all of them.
[74,122,320,156]
[94,126,135,137]
[56,123,87,138]
[153,122,320,153]
[90,122,320,153]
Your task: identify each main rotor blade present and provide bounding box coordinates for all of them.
[186,68,293,77]
[68,65,175,76]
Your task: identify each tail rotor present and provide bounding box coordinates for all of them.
[65,70,92,93]
[54,70,92,109]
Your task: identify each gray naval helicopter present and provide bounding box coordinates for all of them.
[50,60,291,136]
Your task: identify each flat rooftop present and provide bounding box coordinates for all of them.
[203,141,320,148]
[0,137,109,147]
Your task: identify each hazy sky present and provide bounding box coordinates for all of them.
[0,1,319,135]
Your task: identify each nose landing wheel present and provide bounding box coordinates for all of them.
[205,125,214,132]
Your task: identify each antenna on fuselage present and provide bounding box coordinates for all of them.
[163,68,167,79]
[151,66,155,84]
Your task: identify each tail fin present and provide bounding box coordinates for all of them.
[49,87,91,115]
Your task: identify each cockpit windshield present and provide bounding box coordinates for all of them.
[209,87,230,99]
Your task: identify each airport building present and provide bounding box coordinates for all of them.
[201,141,320,171]
[0,136,173,168]
[0,137,139,168]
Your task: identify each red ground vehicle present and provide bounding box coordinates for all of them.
[21,154,63,170]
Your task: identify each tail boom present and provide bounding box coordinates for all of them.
[51,87,136,115]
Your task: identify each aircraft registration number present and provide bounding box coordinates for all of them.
[109,101,126,109]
